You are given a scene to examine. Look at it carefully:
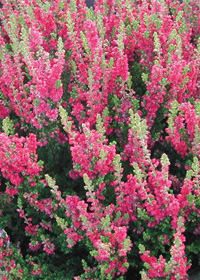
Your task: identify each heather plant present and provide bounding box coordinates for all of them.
[1,0,200,279]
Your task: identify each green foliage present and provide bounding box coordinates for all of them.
[1,1,200,279]
[2,117,15,135]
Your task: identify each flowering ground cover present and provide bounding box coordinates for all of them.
[0,0,200,279]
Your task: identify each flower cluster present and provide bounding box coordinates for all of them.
[1,0,200,279]
[0,132,41,190]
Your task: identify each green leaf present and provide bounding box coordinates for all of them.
[2,117,15,135]
[138,244,145,254]
[59,1,65,10]
[55,79,62,89]
[34,98,40,107]
[101,215,110,229]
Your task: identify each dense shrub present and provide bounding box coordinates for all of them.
[0,0,200,279]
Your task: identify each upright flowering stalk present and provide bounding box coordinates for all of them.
[178,156,200,237]
[121,110,178,226]
[0,1,65,128]
[119,0,199,140]
[65,0,132,136]
[0,231,24,280]
[65,192,132,278]
[67,18,109,127]
[123,109,150,168]
[0,132,41,192]
[59,106,132,277]
[166,100,200,157]
[0,0,200,279]
[140,217,189,280]
[59,106,115,179]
